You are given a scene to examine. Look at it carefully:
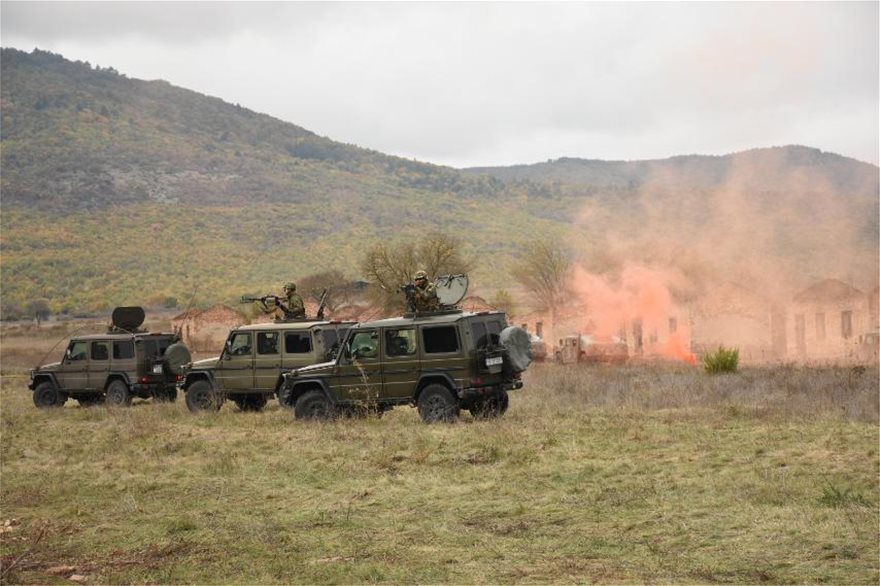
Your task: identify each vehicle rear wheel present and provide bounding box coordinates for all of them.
[234,394,268,412]
[105,380,132,407]
[185,380,222,413]
[33,381,67,408]
[470,390,509,419]
[417,384,460,423]
[294,390,334,421]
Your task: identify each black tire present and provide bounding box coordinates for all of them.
[233,394,268,412]
[276,386,293,408]
[105,380,132,407]
[417,384,460,423]
[470,390,509,419]
[77,393,105,407]
[185,380,221,413]
[33,381,67,409]
[294,390,334,421]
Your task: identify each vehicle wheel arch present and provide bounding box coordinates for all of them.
[184,371,215,390]
[31,373,59,389]
[103,373,131,390]
[288,379,333,406]
[414,374,457,401]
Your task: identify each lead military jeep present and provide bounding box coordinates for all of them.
[180,319,355,413]
[28,307,191,408]
[280,309,533,422]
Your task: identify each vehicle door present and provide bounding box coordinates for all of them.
[57,340,89,390]
[253,331,281,392]
[87,341,112,389]
[381,327,420,399]
[214,331,254,392]
[421,324,468,387]
[334,328,382,402]
[112,339,136,382]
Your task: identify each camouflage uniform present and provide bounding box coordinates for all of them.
[282,282,306,319]
[413,271,439,312]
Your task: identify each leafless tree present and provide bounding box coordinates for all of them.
[512,239,572,324]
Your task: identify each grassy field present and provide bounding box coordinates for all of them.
[1,359,878,584]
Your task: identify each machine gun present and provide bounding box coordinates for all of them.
[399,283,418,313]
[241,295,291,317]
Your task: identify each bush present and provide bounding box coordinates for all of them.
[703,345,739,374]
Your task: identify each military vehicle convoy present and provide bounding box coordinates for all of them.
[280,279,533,422]
[28,307,191,408]
[180,319,355,412]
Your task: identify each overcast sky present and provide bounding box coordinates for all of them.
[2,1,878,168]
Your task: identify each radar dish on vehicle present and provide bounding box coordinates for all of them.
[435,274,469,306]
[111,306,145,332]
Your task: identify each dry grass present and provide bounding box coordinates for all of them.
[0,356,878,584]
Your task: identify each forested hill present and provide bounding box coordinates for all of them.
[0,47,877,316]
[0,47,504,211]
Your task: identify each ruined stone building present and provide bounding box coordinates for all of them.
[171,304,247,352]
[788,279,873,362]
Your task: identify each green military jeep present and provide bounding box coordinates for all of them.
[280,309,532,422]
[180,319,355,413]
[28,307,191,408]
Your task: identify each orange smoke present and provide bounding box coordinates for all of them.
[569,264,697,365]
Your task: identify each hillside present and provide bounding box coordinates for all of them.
[0,47,877,317]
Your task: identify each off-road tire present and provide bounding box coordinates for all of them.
[470,390,509,419]
[105,380,132,407]
[294,390,334,421]
[233,394,268,412]
[77,393,105,407]
[417,384,460,423]
[33,381,67,408]
[185,380,221,413]
[499,326,533,372]
[162,342,192,376]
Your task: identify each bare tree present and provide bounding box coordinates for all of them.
[512,239,571,324]
[297,270,351,312]
[360,232,471,313]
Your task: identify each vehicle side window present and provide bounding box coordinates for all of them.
[385,328,417,357]
[91,342,110,361]
[423,326,460,354]
[227,333,252,356]
[285,332,313,354]
[470,321,488,349]
[113,341,134,359]
[349,330,379,360]
[67,341,88,361]
[257,332,279,355]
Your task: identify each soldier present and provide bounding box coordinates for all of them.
[412,270,439,312]
[282,282,306,319]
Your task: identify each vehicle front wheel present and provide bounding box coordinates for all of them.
[294,390,334,421]
[33,381,67,409]
[234,394,268,412]
[105,380,132,407]
[470,390,509,419]
[185,380,222,413]
[417,384,460,423]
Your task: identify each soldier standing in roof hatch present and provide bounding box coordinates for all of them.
[282,282,306,319]
[412,270,439,311]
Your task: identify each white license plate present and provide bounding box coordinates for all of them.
[486,356,503,367]
[152,364,164,374]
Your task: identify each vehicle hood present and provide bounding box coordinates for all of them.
[189,357,220,370]
[34,361,61,372]
[286,360,335,378]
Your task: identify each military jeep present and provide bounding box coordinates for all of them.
[280,309,532,422]
[28,307,191,408]
[180,319,355,413]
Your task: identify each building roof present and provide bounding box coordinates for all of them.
[794,279,864,303]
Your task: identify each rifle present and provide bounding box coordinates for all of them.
[316,288,328,320]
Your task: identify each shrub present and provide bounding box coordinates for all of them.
[703,345,739,374]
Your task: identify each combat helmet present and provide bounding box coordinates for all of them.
[284,282,296,292]
[413,270,428,281]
